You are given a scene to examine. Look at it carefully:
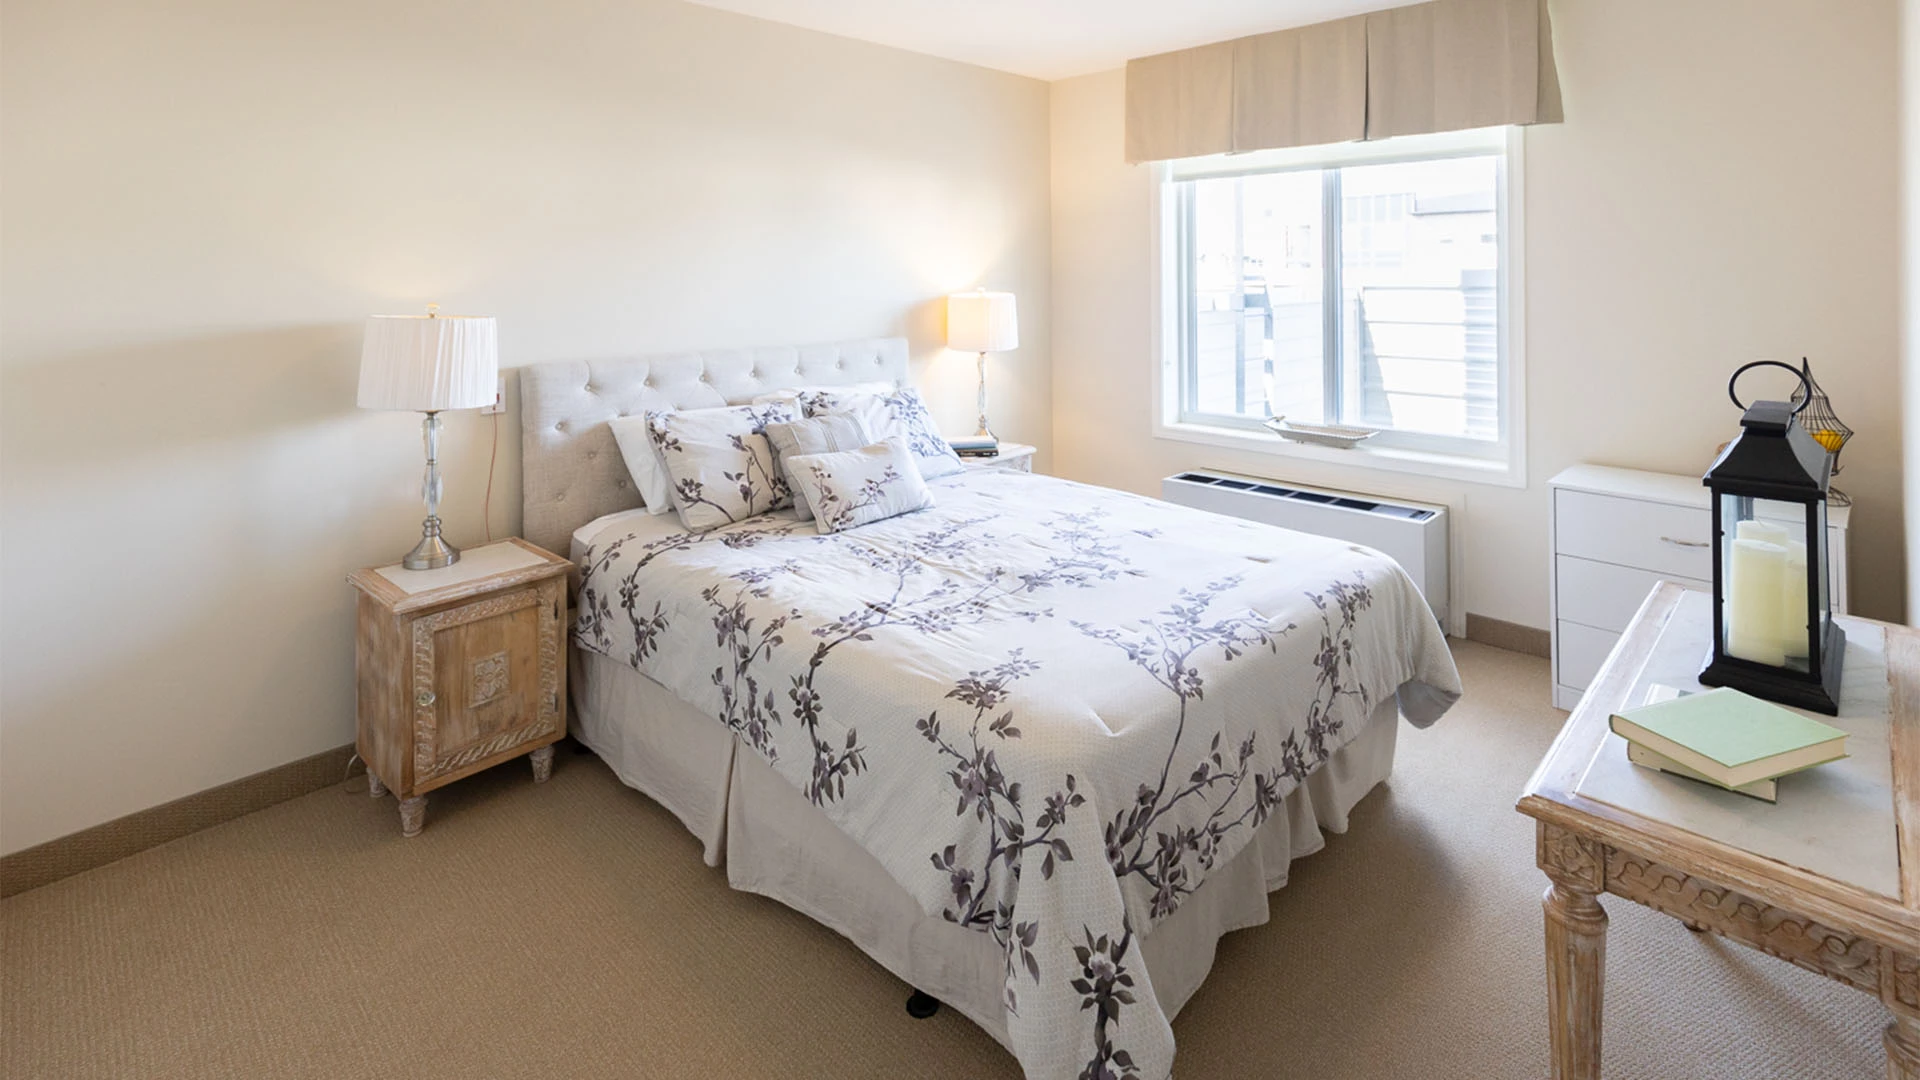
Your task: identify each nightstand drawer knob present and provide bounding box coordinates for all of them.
[416,690,436,708]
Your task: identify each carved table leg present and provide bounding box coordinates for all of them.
[1888,1018,1920,1080]
[1886,948,1920,1080]
[367,770,387,798]
[530,745,554,784]
[398,796,426,838]
[1543,882,1607,1080]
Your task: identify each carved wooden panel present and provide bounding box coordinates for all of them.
[409,580,565,789]
[1605,849,1881,995]
[1887,948,1920,1019]
[470,651,510,707]
[1538,822,1604,891]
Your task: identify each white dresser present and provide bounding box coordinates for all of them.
[1547,464,1850,710]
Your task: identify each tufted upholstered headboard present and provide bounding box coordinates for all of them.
[518,337,911,558]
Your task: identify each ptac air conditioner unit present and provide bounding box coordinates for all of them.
[1160,470,1449,626]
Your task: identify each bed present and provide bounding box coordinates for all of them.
[520,338,1462,1080]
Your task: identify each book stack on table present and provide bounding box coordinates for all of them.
[949,436,999,458]
[1609,686,1849,803]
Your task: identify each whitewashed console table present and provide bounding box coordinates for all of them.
[1549,464,1851,710]
[1517,583,1918,1079]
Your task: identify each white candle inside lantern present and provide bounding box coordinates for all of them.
[1780,540,1809,660]
[1737,518,1791,547]
[1726,536,1788,666]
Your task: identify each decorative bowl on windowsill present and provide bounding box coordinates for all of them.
[1263,416,1378,449]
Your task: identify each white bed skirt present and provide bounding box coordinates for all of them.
[570,648,1401,1054]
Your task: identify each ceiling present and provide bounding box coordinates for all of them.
[682,0,1414,82]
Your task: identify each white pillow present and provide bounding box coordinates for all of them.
[646,402,797,533]
[608,413,677,516]
[785,436,935,535]
[800,387,965,480]
[751,381,895,409]
[763,413,874,522]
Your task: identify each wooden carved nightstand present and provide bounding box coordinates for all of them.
[347,538,571,836]
[959,442,1036,473]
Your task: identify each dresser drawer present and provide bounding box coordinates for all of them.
[1556,556,1710,635]
[1554,490,1711,580]
[1556,620,1620,694]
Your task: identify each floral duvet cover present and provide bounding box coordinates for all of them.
[574,469,1461,1079]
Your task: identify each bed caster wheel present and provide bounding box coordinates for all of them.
[905,990,940,1019]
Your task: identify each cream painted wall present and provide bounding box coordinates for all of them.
[0,0,1050,853]
[1051,0,1904,634]
[1906,0,1920,626]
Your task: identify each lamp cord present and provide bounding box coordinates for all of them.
[484,410,498,543]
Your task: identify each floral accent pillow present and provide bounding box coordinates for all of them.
[799,387,965,480]
[785,436,935,535]
[645,402,796,533]
[763,413,874,522]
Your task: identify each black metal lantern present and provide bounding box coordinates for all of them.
[1699,361,1844,714]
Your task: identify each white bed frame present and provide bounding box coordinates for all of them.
[519,336,1402,1050]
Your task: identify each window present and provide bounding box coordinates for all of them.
[1158,128,1521,477]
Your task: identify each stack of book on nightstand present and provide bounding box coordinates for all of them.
[949,436,999,458]
[1609,686,1849,803]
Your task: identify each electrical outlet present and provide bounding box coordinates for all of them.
[481,372,506,415]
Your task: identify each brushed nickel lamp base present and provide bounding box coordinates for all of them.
[403,519,460,570]
[401,410,460,570]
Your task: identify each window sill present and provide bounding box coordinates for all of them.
[1154,420,1526,489]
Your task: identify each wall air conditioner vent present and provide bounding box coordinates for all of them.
[1161,470,1449,625]
[1170,472,1437,520]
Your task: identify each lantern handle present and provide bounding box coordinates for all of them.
[1728,360,1813,416]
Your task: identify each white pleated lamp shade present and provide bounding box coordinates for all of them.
[356,313,499,412]
[947,291,1019,353]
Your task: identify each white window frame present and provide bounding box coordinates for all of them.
[1150,126,1527,488]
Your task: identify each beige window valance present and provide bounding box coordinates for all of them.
[1124,0,1562,164]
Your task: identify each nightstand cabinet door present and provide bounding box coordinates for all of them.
[408,579,565,793]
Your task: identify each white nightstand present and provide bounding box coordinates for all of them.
[958,442,1036,473]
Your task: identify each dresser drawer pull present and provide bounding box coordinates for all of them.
[1659,536,1710,549]
[416,690,436,708]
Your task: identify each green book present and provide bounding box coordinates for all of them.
[1609,686,1848,790]
[1625,741,1778,802]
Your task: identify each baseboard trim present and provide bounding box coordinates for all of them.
[1464,613,1551,659]
[3,615,1552,896]
[1,743,357,899]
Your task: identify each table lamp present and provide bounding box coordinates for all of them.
[947,289,1018,438]
[357,305,499,569]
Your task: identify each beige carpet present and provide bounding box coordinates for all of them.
[1,642,1886,1079]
